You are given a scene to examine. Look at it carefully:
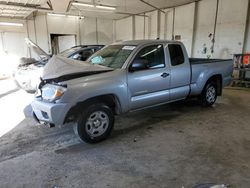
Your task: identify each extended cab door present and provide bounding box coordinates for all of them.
[127,44,171,110]
[167,44,191,101]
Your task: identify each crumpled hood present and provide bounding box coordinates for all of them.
[42,55,113,80]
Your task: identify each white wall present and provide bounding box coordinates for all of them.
[0,18,26,33]
[114,0,250,59]
[115,17,133,41]
[27,19,36,43]
[1,0,250,60]
[58,35,76,52]
[97,18,114,44]
[213,0,248,58]
[164,9,174,40]
[192,0,217,58]
[2,32,28,57]
[0,33,3,52]
[0,18,28,57]
[34,15,49,54]
[0,18,28,74]
[146,10,158,39]
[174,3,195,56]
[79,17,113,45]
[159,11,166,40]
[245,11,250,52]
[0,15,114,59]
[193,0,249,58]
[135,16,146,40]
[47,15,78,35]
[80,17,97,45]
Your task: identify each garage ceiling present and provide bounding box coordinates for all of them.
[0,4,32,18]
[0,0,198,19]
[0,0,52,18]
[68,0,198,19]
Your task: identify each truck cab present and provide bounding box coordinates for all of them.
[126,41,191,110]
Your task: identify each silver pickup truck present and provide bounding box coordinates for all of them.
[31,40,233,143]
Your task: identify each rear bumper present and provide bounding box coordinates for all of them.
[223,76,232,87]
[31,98,71,126]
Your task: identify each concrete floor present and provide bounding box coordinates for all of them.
[0,79,250,188]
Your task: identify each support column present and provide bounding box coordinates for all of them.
[243,0,250,53]
[191,1,198,57]
[132,15,135,40]
[157,10,161,39]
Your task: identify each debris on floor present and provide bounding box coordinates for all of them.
[193,183,229,188]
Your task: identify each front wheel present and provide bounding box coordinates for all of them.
[74,103,114,143]
[200,82,217,106]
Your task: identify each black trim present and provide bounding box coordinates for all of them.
[189,58,232,65]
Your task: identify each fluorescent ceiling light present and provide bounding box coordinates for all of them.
[67,15,77,18]
[72,2,94,7]
[48,13,66,17]
[67,15,84,19]
[96,5,116,10]
[0,22,23,27]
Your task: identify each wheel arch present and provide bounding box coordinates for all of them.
[203,74,223,96]
[64,94,122,124]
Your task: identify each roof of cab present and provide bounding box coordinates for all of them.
[112,40,183,46]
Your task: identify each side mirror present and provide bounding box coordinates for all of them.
[129,59,148,72]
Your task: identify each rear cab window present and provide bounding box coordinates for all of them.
[168,44,185,66]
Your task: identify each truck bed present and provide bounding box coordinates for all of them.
[189,58,233,96]
[189,58,232,64]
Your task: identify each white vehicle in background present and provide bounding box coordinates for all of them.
[0,52,20,80]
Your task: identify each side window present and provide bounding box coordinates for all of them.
[72,49,94,61]
[131,44,165,71]
[168,44,185,66]
[93,48,100,52]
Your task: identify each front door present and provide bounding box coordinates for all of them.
[127,44,171,110]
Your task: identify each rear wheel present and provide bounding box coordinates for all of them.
[200,82,217,106]
[74,103,114,143]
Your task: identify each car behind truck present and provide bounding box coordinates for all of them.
[30,40,233,143]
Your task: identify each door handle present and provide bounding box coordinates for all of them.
[161,72,170,78]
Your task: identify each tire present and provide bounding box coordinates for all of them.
[200,82,217,106]
[74,103,114,143]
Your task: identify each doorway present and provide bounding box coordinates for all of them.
[50,34,76,55]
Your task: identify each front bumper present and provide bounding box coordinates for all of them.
[31,98,71,126]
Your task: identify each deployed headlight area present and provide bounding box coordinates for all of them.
[41,84,67,102]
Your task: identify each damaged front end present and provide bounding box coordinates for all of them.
[30,55,114,127]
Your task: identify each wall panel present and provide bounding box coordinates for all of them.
[115,17,133,41]
[214,0,248,58]
[174,3,195,56]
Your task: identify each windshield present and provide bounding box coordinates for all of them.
[87,45,136,69]
[60,47,82,57]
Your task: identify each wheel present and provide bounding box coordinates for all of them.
[74,103,114,143]
[200,82,217,106]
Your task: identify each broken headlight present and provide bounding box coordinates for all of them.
[41,84,67,102]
